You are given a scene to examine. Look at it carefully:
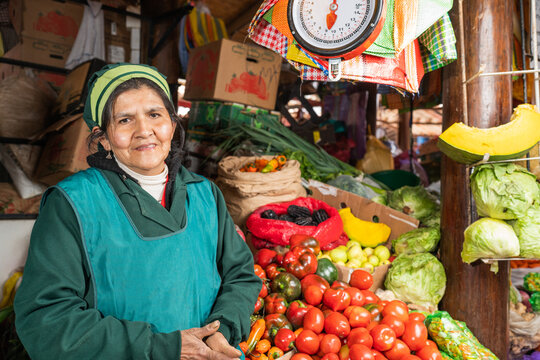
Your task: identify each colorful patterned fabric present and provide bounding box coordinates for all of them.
[365,0,396,58]
[418,13,457,72]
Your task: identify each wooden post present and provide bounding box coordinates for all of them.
[440,1,512,359]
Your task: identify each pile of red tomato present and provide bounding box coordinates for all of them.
[241,236,443,360]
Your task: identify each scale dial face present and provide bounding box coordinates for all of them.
[287,0,384,58]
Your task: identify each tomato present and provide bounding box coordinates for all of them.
[320,334,341,354]
[274,328,296,352]
[323,289,351,312]
[361,290,379,305]
[287,300,311,329]
[420,340,438,350]
[349,270,373,290]
[302,274,330,294]
[366,321,379,332]
[347,327,373,349]
[415,343,443,360]
[331,280,350,290]
[254,264,267,280]
[292,353,314,360]
[408,312,426,323]
[305,285,325,306]
[339,345,350,360]
[371,349,388,360]
[381,300,409,323]
[322,353,341,360]
[349,344,375,360]
[401,320,428,351]
[380,315,405,338]
[324,312,351,339]
[346,306,372,328]
[304,307,325,334]
[296,329,321,355]
[383,339,410,360]
[290,234,321,255]
[345,287,365,307]
[370,325,396,352]
[400,356,421,360]
[265,293,288,315]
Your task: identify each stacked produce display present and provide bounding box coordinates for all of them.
[244,237,446,360]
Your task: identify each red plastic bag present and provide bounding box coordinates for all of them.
[246,197,347,251]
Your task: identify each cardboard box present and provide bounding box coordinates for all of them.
[8,0,84,68]
[308,180,419,291]
[308,180,419,242]
[104,10,131,63]
[53,58,107,116]
[34,114,93,186]
[184,39,282,110]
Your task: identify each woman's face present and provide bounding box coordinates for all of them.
[100,86,176,176]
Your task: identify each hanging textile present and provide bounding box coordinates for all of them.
[364,0,396,58]
[65,1,105,70]
[418,13,457,73]
[249,0,425,93]
[184,5,227,50]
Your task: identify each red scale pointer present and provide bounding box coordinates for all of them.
[326,0,338,29]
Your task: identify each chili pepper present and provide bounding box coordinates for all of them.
[239,341,249,354]
[289,235,321,255]
[246,319,266,354]
[264,313,293,339]
[255,339,272,354]
[253,297,264,314]
[262,158,279,173]
[264,293,288,314]
[255,158,269,171]
[265,263,285,280]
[246,163,258,172]
[254,264,267,280]
[282,246,318,280]
[268,347,284,360]
[255,249,278,268]
[285,300,310,329]
[271,272,301,302]
[276,154,287,166]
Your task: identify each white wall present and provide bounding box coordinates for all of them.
[0,219,34,301]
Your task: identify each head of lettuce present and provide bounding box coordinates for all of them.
[384,253,446,311]
[461,217,520,263]
[470,163,539,220]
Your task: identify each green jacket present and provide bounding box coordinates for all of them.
[14,167,261,359]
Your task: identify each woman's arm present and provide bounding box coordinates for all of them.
[204,184,262,346]
[14,189,181,360]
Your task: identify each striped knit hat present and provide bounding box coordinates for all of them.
[83,63,171,129]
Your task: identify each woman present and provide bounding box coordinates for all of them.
[14,63,261,359]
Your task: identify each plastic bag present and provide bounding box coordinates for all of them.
[425,311,498,359]
[246,197,347,251]
[327,175,380,200]
[509,305,540,358]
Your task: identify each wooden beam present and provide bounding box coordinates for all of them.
[226,0,261,36]
[440,1,512,359]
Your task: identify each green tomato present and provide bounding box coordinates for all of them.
[363,247,374,256]
[347,244,363,260]
[374,245,391,261]
[329,247,348,263]
[368,255,380,267]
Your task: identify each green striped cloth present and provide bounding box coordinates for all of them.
[365,0,396,58]
[418,13,457,72]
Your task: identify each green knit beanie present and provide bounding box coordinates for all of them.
[82,63,172,129]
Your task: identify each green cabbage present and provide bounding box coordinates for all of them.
[461,218,520,263]
[512,204,540,258]
[422,210,441,228]
[384,253,446,309]
[470,163,539,220]
[392,227,440,255]
[387,185,440,221]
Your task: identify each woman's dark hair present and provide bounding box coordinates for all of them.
[87,78,185,160]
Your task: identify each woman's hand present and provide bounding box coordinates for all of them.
[205,331,242,358]
[180,321,241,360]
